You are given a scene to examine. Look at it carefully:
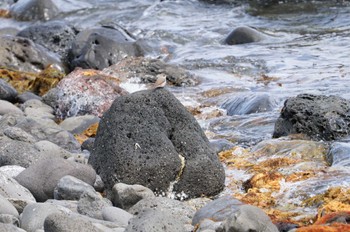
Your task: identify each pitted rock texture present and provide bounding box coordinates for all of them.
[273,94,350,141]
[89,88,225,199]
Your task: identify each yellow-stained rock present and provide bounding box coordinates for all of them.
[74,122,99,144]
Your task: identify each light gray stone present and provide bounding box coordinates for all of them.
[45,199,78,213]
[0,194,19,217]
[112,183,155,210]
[102,206,133,227]
[59,115,100,134]
[15,158,96,202]
[21,99,55,119]
[77,190,112,220]
[34,140,72,159]
[0,100,23,116]
[0,223,26,232]
[54,175,96,200]
[0,214,19,226]
[0,165,25,178]
[19,203,71,232]
[3,127,36,143]
[223,205,279,232]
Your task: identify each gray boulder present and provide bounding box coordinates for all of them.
[17,21,77,58]
[102,206,133,227]
[0,100,23,116]
[17,91,42,103]
[273,94,350,141]
[224,26,267,45]
[59,115,100,134]
[68,26,143,70]
[0,223,26,232]
[0,35,65,73]
[10,0,59,21]
[77,191,112,220]
[0,194,19,217]
[125,208,186,232]
[89,88,225,198]
[221,93,277,115]
[15,158,96,202]
[54,175,96,200]
[112,183,155,210]
[223,204,278,232]
[0,79,17,102]
[19,203,71,232]
[326,142,350,167]
[0,165,25,178]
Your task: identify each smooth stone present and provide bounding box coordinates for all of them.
[0,35,65,73]
[102,206,133,227]
[210,139,235,154]
[93,174,104,193]
[54,175,96,200]
[112,183,155,210]
[19,203,71,232]
[3,127,36,143]
[0,100,23,115]
[0,165,25,178]
[34,140,72,159]
[192,195,243,226]
[223,204,279,232]
[0,223,26,232]
[77,191,112,220]
[17,21,77,58]
[45,199,78,213]
[125,208,186,232]
[326,142,350,167]
[0,79,17,102]
[195,218,222,231]
[0,194,19,217]
[17,91,42,103]
[21,99,55,119]
[221,93,277,115]
[10,0,59,21]
[89,88,225,198]
[0,214,19,226]
[128,197,195,226]
[224,26,267,45]
[68,26,143,70]
[15,158,96,202]
[59,115,100,134]
[273,94,350,141]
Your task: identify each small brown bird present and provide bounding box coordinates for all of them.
[153,74,167,89]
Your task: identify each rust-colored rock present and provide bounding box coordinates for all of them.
[74,122,99,144]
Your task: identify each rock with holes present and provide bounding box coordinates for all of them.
[103,56,199,87]
[17,21,77,60]
[68,26,143,70]
[10,0,59,21]
[89,88,225,199]
[43,68,128,118]
[0,35,65,73]
[273,94,350,141]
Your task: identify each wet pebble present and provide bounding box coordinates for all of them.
[224,26,267,45]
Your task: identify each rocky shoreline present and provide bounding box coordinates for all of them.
[1,0,350,232]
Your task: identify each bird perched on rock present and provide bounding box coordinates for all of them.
[153,74,167,89]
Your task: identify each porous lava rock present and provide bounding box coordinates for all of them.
[0,36,65,73]
[89,88,225,199]
[43,68,128,118]
[273,94,350,141]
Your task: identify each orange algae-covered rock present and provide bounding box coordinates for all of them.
[297,212,350,232]
[296,224,350,232]
[74,122,99,144]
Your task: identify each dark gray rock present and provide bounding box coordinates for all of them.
[82,138,95,152]
[0,172,36,214]
[0,35,65,73]
[15,158,96,202]
[192,195,243,226]
[54,175,96,200]
[221,93,277,115]
[19,203,71,232]
[273,94,350,141]
[17,21,77,58]
[128,197,195,226]
[223,204,279,232]
[0,100,23,115]
[77,190,112,220]
[59,115,100,134]
[0,223,26,232]
[112,183,155,210]
[326,142,350,167]
[0,79,17,102]
[125,208,186,232]
[17,91,42,103]
[104,56,199,87]
[102,206,133,227]
[0,194,19,217]
[68,26,143,70]
[89,89,225,198]
[224,26,267,45]
[10,0,59,21]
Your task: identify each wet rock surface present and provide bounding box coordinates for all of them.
[68,26,143,70]
[224,26,267,45]
[89,88,225,198]
[273,94,350,141]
